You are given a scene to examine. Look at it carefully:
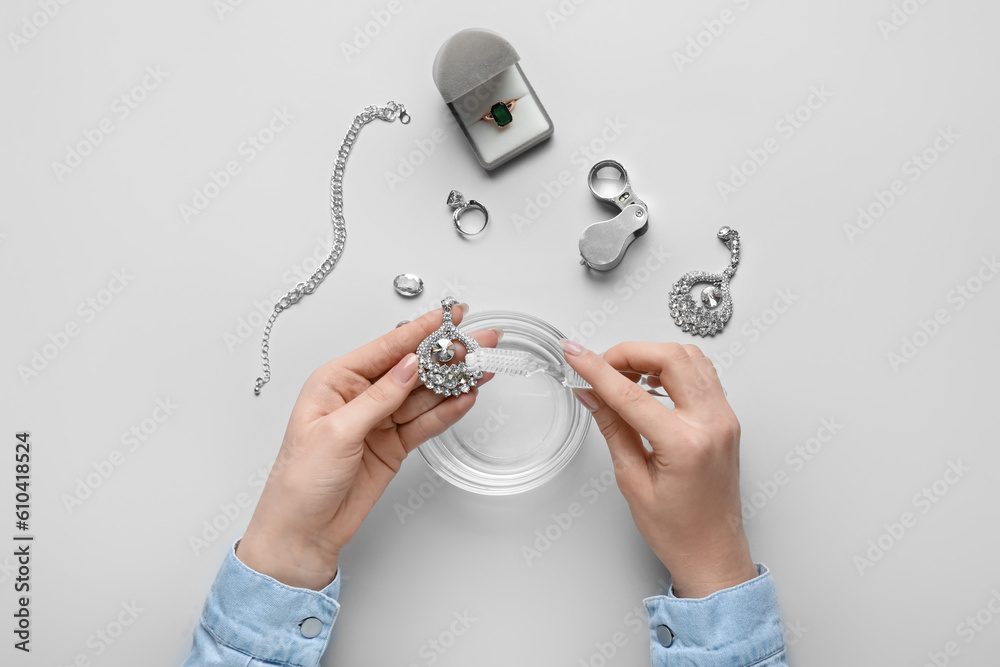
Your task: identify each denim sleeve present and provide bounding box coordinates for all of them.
[645,564,787,667]
[182,538,341,667]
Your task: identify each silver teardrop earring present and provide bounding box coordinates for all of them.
[417,297,484,396]
[668,227,742,337]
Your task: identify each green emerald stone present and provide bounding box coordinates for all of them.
[490,102,512,127]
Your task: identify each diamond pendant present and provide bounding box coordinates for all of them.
[668,227,742,337]
[417,297,484,396]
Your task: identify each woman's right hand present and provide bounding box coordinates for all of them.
[560,340,759,599]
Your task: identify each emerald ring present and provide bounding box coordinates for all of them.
[482,99,517,128]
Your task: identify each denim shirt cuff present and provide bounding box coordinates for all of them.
[198,537,341,667]
[644,563,784,667]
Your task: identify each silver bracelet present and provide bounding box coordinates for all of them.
[253,101,410,395]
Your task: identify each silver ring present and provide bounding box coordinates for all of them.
[446,190,489,236]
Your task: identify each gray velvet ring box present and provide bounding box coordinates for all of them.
[432,28,554,171]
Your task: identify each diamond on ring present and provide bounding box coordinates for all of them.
[446,190,489,237]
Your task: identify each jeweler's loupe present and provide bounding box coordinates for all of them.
[588,160,630,200]
[579,160,649,272]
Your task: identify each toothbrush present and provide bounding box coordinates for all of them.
[465,347,668,397]
[466,347,591,389]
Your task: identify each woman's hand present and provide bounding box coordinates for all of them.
[561,340,758,599]
[236,304,499,590]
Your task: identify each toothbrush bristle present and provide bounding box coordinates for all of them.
[467,348,535,376]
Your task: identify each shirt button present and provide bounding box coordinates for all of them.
[656,624,674,647]
[299,617,323,638]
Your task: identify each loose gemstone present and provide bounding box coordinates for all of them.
[393,273,424,297]
[489,101,512,127]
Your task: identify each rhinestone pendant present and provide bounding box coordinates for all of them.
[417,297,483,396]
[668,227,742,337]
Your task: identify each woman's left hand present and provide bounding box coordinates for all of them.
[236,303,498,590]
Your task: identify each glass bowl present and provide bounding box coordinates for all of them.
[418,311,590,495]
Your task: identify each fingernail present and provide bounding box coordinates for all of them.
[458,302,470,315]
[574,389,601,412]
[559,339,585,356]
[491,328,504,343]
[392,353,418,383]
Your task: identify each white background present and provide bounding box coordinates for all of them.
[3,0,1000,665]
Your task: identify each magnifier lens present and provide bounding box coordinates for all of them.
[590,164,627,199]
